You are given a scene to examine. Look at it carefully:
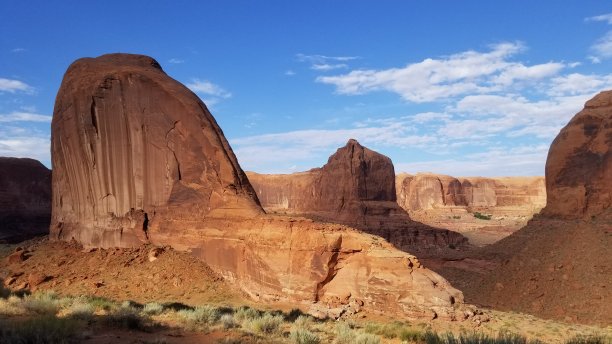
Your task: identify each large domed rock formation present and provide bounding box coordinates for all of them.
[50,53,469,320]
[542,91,611,219]
[0,157,51,243]
[247,140,468,252]
[51,53,262,247]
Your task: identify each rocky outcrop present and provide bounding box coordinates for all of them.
[396,173,546,212]
[50,54,469,320]
[0,157,51,243]
[51,53,262,247]
[247,140,468,252]
[464,91,612,325]
[542,91,612,219]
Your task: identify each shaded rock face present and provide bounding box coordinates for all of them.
[396,173,546,212]
[0,157,51,243]
[247,140,468,251]
[51,54,466,320]
[542,91,612,219]
[51,53,262,247]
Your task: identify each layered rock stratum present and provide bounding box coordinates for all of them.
[247,140,468,252]
[50,53,468,320]
[396,173,546,245]
[0,157,51,243]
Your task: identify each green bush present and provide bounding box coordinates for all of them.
[354,333,381,344]
[65,297,96,320]
[473,212,492,220]
[290,328,320,344]
[0,315,79,343]
[220,313,235,329]
[104,304,147,330]
[234,306,261,324]
[143,302,164,315]
[565,336,608,344]
[23,291,61,315]
[422,331,539,344]
[248,313,284,334]
[335,322,356,344]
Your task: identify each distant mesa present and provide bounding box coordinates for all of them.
[247,139,468,252]
[49,53,469,320]
[0,157,51,243]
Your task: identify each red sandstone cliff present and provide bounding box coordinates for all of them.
[50,54,469,320]
[0,157,51,243]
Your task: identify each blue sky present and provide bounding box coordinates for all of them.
[1,1,611,176]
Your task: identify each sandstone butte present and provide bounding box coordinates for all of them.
[50,53,470,320]
[0,157,51,243]
[247,140,468,254]
[473,91,612,325]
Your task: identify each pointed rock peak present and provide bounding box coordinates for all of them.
[67,53,164,78]
[345,138,363,148]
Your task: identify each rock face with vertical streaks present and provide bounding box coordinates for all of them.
[50,54,469,321]
[51,53,262,247]
[0,157,51,243]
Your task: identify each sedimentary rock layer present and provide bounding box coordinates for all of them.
[0,157,51,243]
[50,53,467,320]
[396,173,546,212]
[247,140,468,251]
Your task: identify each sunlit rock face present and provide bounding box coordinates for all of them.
[542,90,612,219]
[50,54,468,321]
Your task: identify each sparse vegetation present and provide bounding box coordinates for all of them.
[0,289,608,344]
[473,212,492,220]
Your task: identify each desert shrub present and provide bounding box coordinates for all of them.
[143,302,164,315]
[422,331,536,344]
[290,328,320,344]
[85,296,115,311]
[335,322,356,344]
[104,304,147,330]
[0,295,26,315]
[354,332,381,344]
[293,315,314,329]
[565,336,608,344]
[400,327,424,342]
[473,212,492,220]
[234,306,261,324]
[247,313,284,334]
[0,315,79,343]
[23,290,61,315]
[364,321,408,339]
[65,297,96,320]
[177,305,220,327]
[220,313,235,329]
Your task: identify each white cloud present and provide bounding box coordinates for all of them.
[547,73,612,96]
[285,70,296,76]
[0,126,50,165]
[168,58,184,64]
[410,112,452,124]
[395,145,550,177]
[0,111,52,122]
[317,42,567,102]
[11,48,26,53]
[311,63,348,71]
[585,13,612,24]
[0,78,32,93]
[590,31,612,60]
[186,79,231,99]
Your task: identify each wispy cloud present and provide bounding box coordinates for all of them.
[168,58,184,64]
[316,42,570,102]
[0,111,52,123]
[311,63,348,71]
[10,48,26,53]
[285,70,296,76]
[0,126,50,165]
[186,79,231,106]
[0,78,33,93]
[585,13,612,24]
